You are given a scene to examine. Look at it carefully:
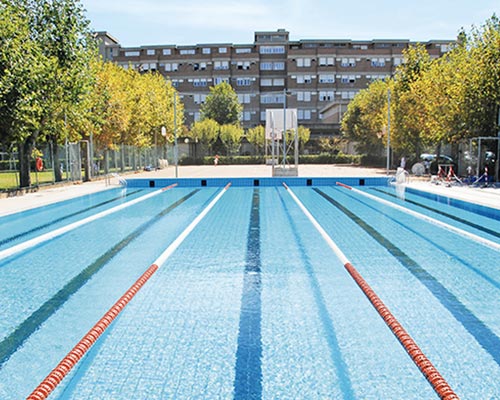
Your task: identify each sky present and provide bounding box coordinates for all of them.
[80,0,498,47]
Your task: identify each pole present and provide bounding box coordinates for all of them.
[477,138,481,180]
[495,106,500,182]
[386,88,391,175]
[283,88,287,167]
[174,95,178,178]
[294,110,299,168]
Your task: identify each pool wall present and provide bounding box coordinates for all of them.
[126,177,388,188]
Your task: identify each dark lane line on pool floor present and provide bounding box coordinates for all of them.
[0,189,144,247]
[371,187,500,240]
[0,189,200,369]
[234,188,262,399]
[344,188,500,291]
[276,188,355,399]
[314,188,500,367]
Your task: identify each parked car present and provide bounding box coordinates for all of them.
[420,154,456,175]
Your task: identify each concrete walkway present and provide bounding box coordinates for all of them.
[0,164,498,216]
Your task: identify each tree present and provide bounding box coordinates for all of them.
[219,124,244,155]
[391,44,433,160]
[1,0,97,187]
[190,119,220,150]
[246,126,265,154]
[200,82,242,125]
[341,79,390,155]
[0,2,48,185]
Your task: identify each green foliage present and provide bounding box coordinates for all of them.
[219,124,243,155]
[246,125,266,151]
[190,118,219,146]
[341,15,500,164]
[200,82,242,125]
[341,79,390,154]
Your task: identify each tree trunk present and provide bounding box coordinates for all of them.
[52,139,63,182]
[18,137,35,188]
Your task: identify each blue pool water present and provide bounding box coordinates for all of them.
[0,179,499,399]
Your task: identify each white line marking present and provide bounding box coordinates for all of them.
[0,185,177,261]
[336,183,500,252]
[153,183,231,268]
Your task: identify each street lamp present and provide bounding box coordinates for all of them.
[173,95,178,178]
[387,88,391,175]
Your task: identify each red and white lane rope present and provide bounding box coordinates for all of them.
[27,183,231,400]
[283,183,459,400]
[0,184,179,261]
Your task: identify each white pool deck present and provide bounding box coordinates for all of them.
[0,164,499,217]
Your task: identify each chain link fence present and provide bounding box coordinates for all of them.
[0,143,163,191]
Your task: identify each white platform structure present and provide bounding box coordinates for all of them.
[265,108,299,176]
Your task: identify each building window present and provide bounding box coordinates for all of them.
[273,62,285,70]
[180,49,196,55]
[273,78,285,86]
[236,48,252,53]
[341,58,356,67]
[296,75,312,84]
[242,111,251,121]
[125,51,140,57]
[297,91,311,102]
[146,49,155,56]
[341,91,356,99]
[371,58,386,67]
[202,47,211,54]
[319,57,334,66]
[236,77,252,86]
[297,58,312,67]
[193,62,207,71]
[237,61,251,70]
[193,94,207,104]
[298,109,311,120]
[238,94,251,104]
[260,79,272,86]
[260,62,273,70]
[219,47,227,53]
[214,77,229,85]
[193,79,208,87]
[261,94,285,104]
[214,61,229,70]
[259,45,285,54]
[162,49,172,55]
[319,74,335,83]
[165,63,178,72]
[319,91,334,101]
[194,112,201,122]
[260,111,266,121]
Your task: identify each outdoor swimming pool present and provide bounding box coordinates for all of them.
[0,178,499,399]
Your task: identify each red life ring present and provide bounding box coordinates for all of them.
[36,157,44,172]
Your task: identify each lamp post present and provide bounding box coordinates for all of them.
[174,95,178,178]
[283,88,287,167]
[161,126,167,169]
[386,88,391,175]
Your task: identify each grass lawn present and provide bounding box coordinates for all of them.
[0,170,55,190]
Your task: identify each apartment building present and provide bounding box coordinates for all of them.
[96,29,452,138]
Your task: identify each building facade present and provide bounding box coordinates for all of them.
[96,29,452,138]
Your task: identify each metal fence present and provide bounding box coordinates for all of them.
[0,143,165,191]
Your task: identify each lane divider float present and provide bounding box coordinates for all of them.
[27,183,231,400]
[283,183,459,400]
[0,184,178,261]
[336,182,500,252]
